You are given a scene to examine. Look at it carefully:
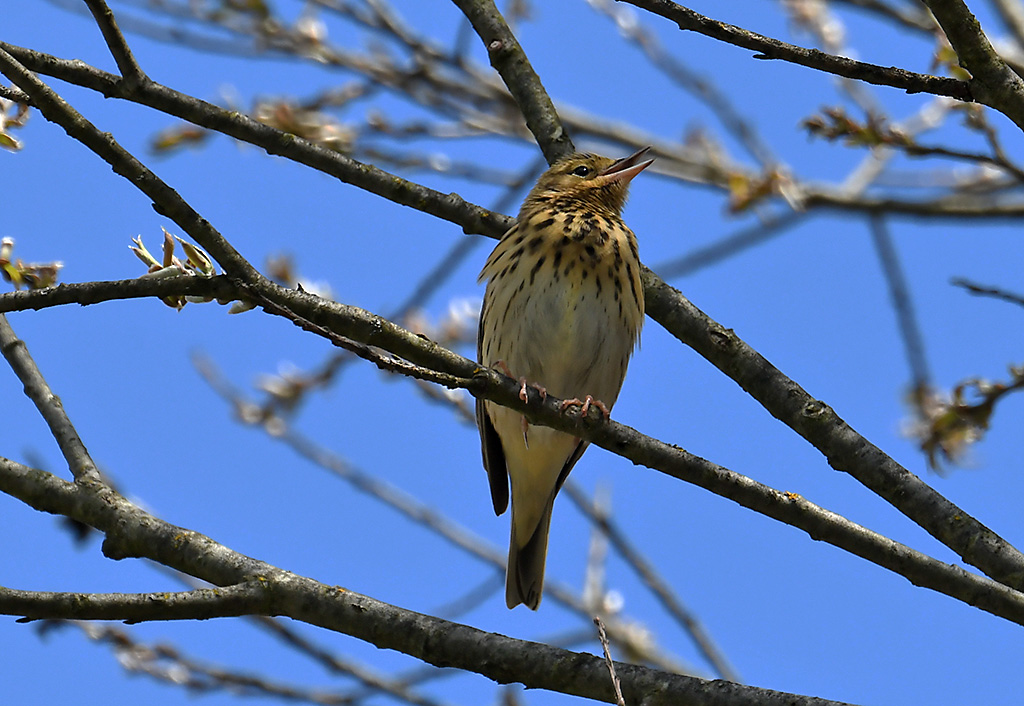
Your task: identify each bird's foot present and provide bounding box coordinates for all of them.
[560,395,610,420]
[493,359,514,379]
[491,360,547,404]
[516,381,547,449]
[518,379,547,404]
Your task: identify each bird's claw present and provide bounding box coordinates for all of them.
[493,359,514,378]
[560,395,610,420]
[518,378,547,404]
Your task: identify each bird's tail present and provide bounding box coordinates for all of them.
[506,494,555,610]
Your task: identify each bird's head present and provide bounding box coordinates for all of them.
[523,147,653,216]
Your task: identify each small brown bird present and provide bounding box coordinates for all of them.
[477,147,652,609]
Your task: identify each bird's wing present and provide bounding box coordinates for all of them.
[477,294,510,517]
[477,396,510,516]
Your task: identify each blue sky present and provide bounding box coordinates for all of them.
[4,2,1024,705]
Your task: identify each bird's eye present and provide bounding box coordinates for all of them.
[571,165,591,177]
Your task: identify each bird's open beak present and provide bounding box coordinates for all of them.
[599,146,654,184]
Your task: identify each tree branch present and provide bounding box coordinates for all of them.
[450,0,574,162]
[83,0,147,85]
[9,41,1024,224]
[0,275,237,313]
[923,0,1024,130]
[0,316,101,483]
[0,457,856,706]
[0,41,514,241]
[0,582,272,623]
[617,0,973,101]
[642,271,1024,590]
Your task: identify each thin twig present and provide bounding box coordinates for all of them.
[0,316,101,483]
[0,275,238,314]
[565,483,741,683]
[990,0,1024,50]
[0,82,31,105]
[595,617,627,706]
[587,0,777,168]
[249,616,456,706]
[62,621,403,706]
[951,277,1024,308]
[868,215,932,387]
[654,210,808,279]
[829,0,938,32]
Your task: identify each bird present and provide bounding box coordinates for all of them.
[476,146,652,609]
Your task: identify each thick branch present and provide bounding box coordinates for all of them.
[0,457,854,706]
[641,271,1024,590]
[617,0,973,100]
[450,0,574,162]
[923,0,1024,129]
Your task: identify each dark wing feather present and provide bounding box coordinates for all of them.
[477,397,509,516]
[477,292,509,516]
[555,440,588,494]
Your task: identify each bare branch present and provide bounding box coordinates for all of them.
[450,0,575,162]
[923,0,1024,129]
[869,215,932,387]
[0,275,237,313]
[990,0,1024,49]
[0,82,31,105]
[829,0,939,33]
[565,483,740,682]
[0,316,102,483]
[0,457,861,706]
[82,0,147,85]
[0,582,270,623]
[594,618,627,706]
[642,271,1024,591]
[952,277,1024,307]
[617,0,973,100]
